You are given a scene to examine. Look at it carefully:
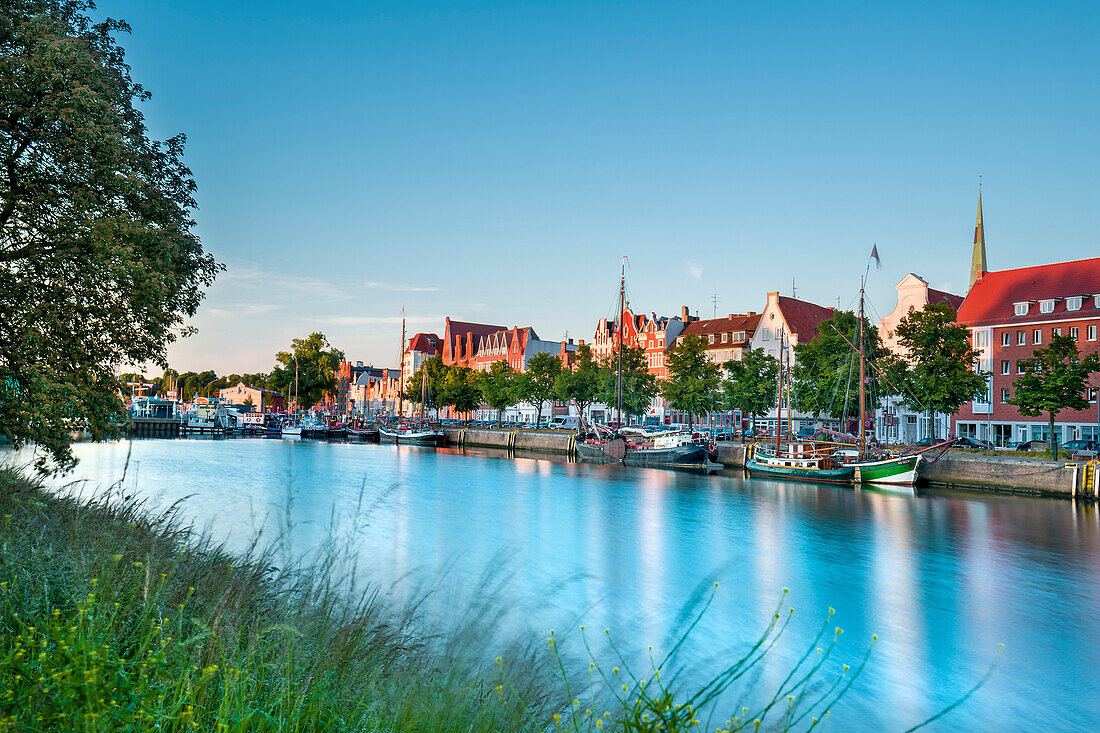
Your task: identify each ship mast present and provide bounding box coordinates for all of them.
[776,333,783,455]
[397,311,406,418]
[858,277,867,458]
[616,256,625,426]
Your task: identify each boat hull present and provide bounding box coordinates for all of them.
[378,427,445,446]
[576,439,714,466]
[852,454,922,486]
[745,457,855,484]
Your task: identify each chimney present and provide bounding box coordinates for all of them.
[579,339,585,346]
[466,331,474,360]
[681,305,689,321]
[568,338,574,345]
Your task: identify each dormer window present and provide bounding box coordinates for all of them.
[1095,294,1100,308]
[721,333,729,343]
[1067,297,1083,311]
[1013,302,1028,316]
[1039,300,1055,314]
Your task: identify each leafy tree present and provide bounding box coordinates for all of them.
[400,355,448,417]
[0,1,220,470]
[1009,335,1099,458]
[268,333,344,410]
[517,352,562,427]
[598,346,659,425]
[791,310,888,425]
[480,360,518,425]
[722,348,779,434]
[888,302,987,441]
[660,335,722,428]
[442,366,481,420]
[553,343,601,422]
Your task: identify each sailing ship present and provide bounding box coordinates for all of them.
[746,254,951,487]
[379,314,446,446]
[575,258,718,468]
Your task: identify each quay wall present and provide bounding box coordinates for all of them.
[437,430,1096,498]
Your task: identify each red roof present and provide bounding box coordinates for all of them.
[680,313,761,344]
[957,257,1100,327]
[405,332,442,355]
[927,287,965,311]
[776,296,834,340]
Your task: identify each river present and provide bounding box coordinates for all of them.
[20,437,1100,730]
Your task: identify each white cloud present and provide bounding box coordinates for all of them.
[686,261,703,279]
[364,281,439,292]
[206,303,283,317]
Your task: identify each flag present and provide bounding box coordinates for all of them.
[870,243,881,269]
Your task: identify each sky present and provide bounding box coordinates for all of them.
[108,0,1100,374]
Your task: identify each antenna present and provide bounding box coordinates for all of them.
[792,277,797,298]
[710,290,721,318]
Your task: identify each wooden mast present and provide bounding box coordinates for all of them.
[397,311,406,419]
[616,257,625,426]
[775,333,783,455]
[858,278,867,458]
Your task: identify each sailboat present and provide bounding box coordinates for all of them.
[379,315,446,446]
[575,258,717,468]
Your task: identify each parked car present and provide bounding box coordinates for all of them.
[1014,440,1049,451]
[956,437,994,450]
[1062,439,1099,458]
[548,416,581,431]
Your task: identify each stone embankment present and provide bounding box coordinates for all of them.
[441,428,1099,498]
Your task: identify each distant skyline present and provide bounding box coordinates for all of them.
[108,1,1100,374]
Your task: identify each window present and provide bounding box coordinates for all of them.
[975,331,989,348]
[1014,302,1029,316]
[1017,331,1026,345]
[1001,360,1010,375]
[1018,362,1026,374]
[1053,327,1062,337]
[1001,332,1010,346]
[721,333,729,343]
[1067,296,1083,311]
[1096,295,1100,308]
[1001,388,1010,403]
[762,328,771,341]
[1033,329,1042,345]
[1039,300,1055,314]
[1071,327,1079,340]
[1089,325,1097,341]
[708,334,715,344]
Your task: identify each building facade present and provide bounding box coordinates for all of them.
[671,312,761,427]
[218,383,285,414]
[954,257,1100,446]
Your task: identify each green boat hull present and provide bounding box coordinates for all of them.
[745,457,856,484]
[852,454,922,486]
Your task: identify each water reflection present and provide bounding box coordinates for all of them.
[17,438,1100,731]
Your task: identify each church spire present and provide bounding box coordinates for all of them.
[969,182,988,291]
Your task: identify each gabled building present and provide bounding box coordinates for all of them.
[349,367,402,418]
[218,383,285,414]
[637,306,696,378]
[471,326,577,372]
[954,255,1100,446]
[442,318,506,368]
[875,274,965,444]
[749,293,834,365]
[401,332,442,393]
[592,303,645,363]
[676,312,761,366]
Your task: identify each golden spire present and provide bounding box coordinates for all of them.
[969,180,987,291]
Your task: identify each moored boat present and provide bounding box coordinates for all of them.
[378,423,445,446]
[745,442,856,483]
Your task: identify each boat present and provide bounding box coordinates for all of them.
[745,441,856,483]
[379,330,445,446]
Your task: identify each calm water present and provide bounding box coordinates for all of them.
[20,438,1100,730]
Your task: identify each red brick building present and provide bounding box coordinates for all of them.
[954,256,1100,446]
[441,318,505,368]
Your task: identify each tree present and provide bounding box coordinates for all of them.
[1009,335,1099,458]
[721,348,779,434]
[791,310,888,426]
[441,366,481,420]
[888,302,987,441]
[480,360,518,425]
[0,1,220,470]
[517,352,562,427]
[401,355,448,417]
[554,343,602,423]
[660,335,722,428]
[598,346,659,425]
[268,333,344,410]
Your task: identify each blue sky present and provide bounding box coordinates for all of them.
[112,1,1100,373]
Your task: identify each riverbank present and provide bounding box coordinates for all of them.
[444,428,1098,498]
[0,467,560,731]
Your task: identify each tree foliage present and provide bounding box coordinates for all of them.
[791,310,888,422]
[400,355,448,416]
[598,346,658,423]
[1009,335,1099,457]
[479,360,518,424]
[441,365,481,417]
[722,348,779,429]
[660,335,721,427]
[517,352,562,427]
[268,333,343,411]
[0,1,220,470]
[887,302,986,440]
[553,343,601,419]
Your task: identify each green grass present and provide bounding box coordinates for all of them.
[0,466,996,731]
